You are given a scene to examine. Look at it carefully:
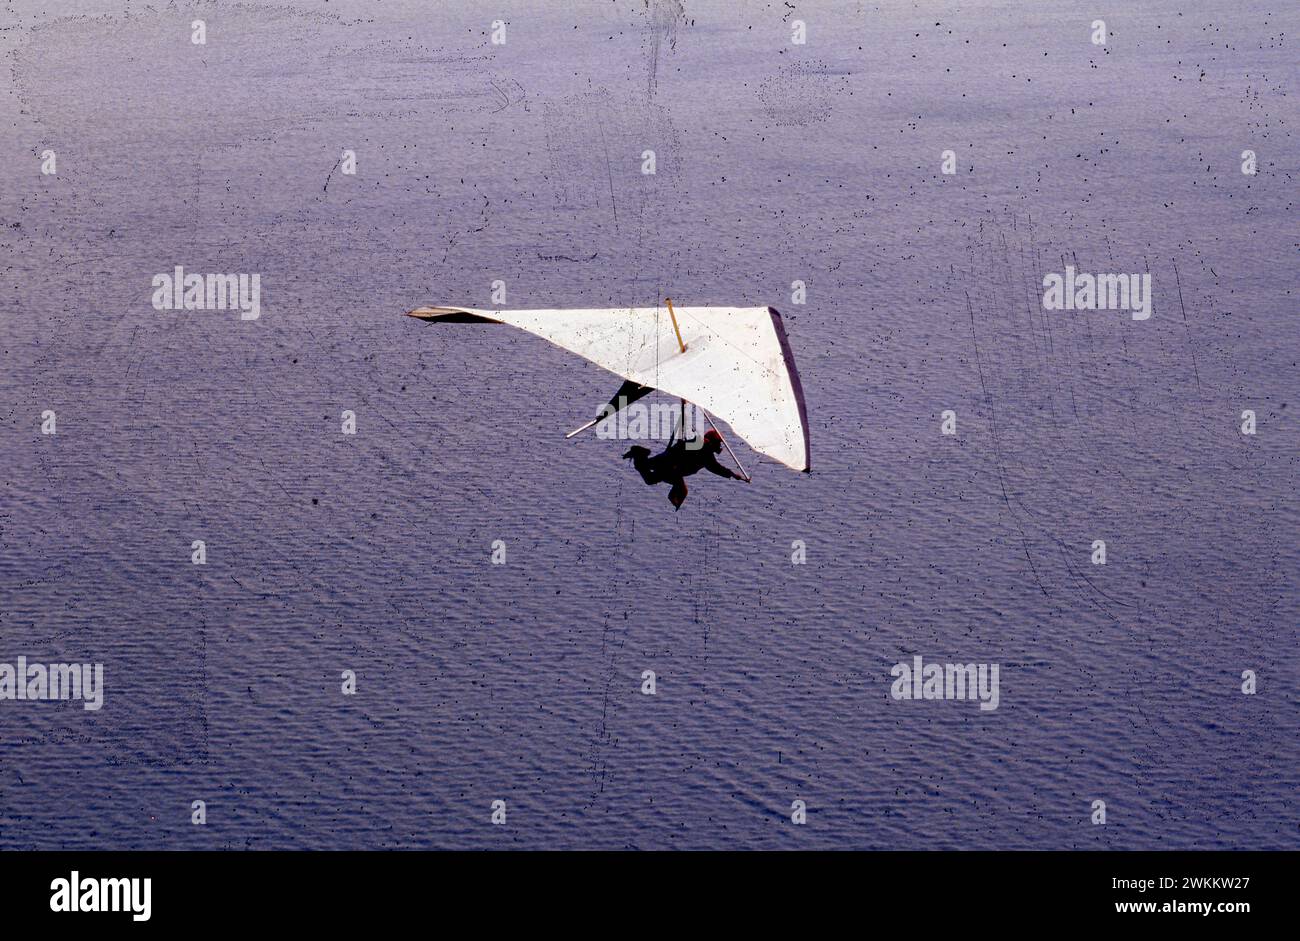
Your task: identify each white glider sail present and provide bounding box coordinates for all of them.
[406,304,811,473]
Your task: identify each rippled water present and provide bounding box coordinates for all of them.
[0,0,1296,849]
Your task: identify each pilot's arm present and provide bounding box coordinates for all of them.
[703,455,738,479]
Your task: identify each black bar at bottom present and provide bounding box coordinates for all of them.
[0,850,1287,926]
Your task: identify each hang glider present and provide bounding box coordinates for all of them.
[406,302,811,474]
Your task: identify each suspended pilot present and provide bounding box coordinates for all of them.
[623,429,744,509]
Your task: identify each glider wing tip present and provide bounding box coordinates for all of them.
[406,306,499,324]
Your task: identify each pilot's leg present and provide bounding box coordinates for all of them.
[623,446,657,484]
[667,477,688,509]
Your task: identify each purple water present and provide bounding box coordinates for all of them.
[0,0,1296,849]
